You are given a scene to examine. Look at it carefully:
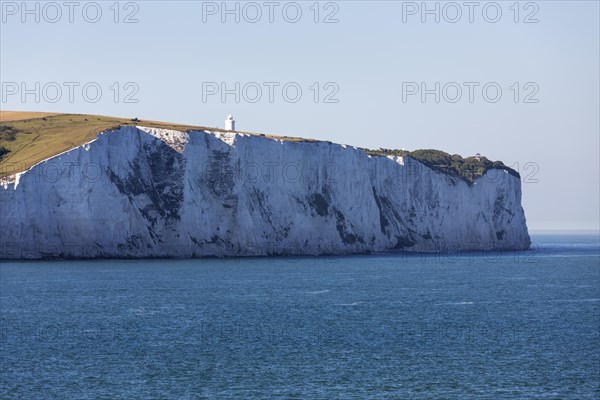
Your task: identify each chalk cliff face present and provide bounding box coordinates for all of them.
[0,126,530,259]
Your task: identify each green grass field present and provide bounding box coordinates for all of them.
[0,112,317,178]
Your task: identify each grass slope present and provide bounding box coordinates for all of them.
[0,112,316,178]
[0,111,59,121]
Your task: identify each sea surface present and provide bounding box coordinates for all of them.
[1,233,599,399]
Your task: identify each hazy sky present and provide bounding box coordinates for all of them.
[1,1,598,230]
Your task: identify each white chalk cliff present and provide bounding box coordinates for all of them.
[0,126,530,258]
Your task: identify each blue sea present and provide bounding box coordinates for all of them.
[1,233,599,399]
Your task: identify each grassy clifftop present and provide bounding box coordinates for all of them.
[0,112,317,178]
[0,113,211,177]
[0,112,518,183]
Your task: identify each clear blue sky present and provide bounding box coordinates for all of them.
[1,1,598,230]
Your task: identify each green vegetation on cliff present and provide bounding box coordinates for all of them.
[365,148,519,184]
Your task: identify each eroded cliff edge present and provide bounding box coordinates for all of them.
[0,126,530,258]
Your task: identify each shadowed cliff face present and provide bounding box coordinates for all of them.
[0,126,530,259]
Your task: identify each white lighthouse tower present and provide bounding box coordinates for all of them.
[225,114,235,131]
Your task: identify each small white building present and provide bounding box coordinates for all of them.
[225,114,235,131]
